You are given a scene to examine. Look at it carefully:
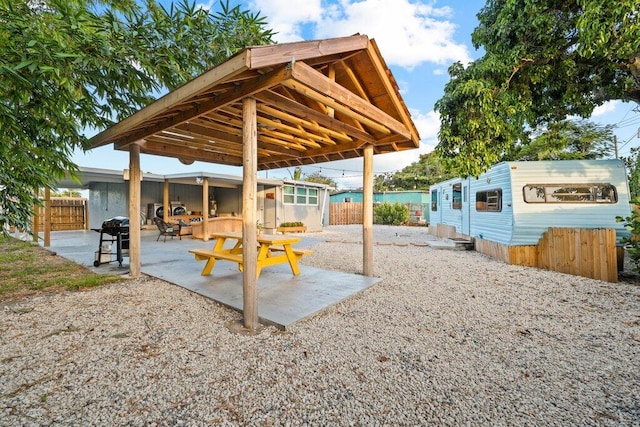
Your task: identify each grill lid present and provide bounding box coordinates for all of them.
[101,216,129,230]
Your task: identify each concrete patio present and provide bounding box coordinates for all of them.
[32,228,380,329]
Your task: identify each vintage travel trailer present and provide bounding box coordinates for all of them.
[429,160,632,282]
[429,159,632,244]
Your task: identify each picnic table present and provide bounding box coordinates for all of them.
[189,232,312,278]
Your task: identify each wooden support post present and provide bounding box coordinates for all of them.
[129,144,141,277]
[202,177,209,242]
[363,144,374,276]
[32,193,39,242]
[242,97,259,330]
[163,179,170,222]
[44,187,51,247]
[84,199,90,230]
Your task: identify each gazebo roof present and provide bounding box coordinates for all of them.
[89,34,420,170]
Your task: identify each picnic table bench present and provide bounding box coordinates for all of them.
[189,232,312,278]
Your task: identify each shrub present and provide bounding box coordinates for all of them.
[616,198,640,271]
[279,222,304,227]
[374,202,409,225]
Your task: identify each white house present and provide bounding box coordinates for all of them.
[59,167,332,232]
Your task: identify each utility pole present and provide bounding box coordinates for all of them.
[614,135,619,159]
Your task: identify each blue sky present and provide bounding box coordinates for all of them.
[72,0,640,188]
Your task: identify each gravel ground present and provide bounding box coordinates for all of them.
[1,225,639,426]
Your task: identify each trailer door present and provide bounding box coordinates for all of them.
[462,181,470,235]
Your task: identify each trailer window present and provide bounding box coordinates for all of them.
[431,190,438,211]
[476,189,502,212]
[523,184,617,203]
[452,183,462,210]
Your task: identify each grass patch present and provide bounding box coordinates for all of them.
[0,235,124,301]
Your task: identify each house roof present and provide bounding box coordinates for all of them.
[88,35,420,170]
[57,167,331,189]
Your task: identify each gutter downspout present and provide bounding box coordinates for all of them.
[320,187,330,227]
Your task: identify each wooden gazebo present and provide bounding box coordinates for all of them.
[89,34,420,330]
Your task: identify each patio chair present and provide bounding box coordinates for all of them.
[153,217,181,242]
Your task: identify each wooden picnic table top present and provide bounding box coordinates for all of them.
[191,231,309,278]
[209,232,302,246]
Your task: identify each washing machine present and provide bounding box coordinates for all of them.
[147,203,164,219]
[171,202,187,216]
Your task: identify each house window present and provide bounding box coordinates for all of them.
[523,184,617,203]
[308,188,318,205]
[284,185,319,205]
[476,189,502,212]
[344,197,352,203]
[296,187,307,204]
[452,183,462,210]
[431,190,437,211]
[283,186,295,204]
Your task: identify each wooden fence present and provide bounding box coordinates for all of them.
[431,224,621,282]
[330,202,363,225]
[474,227,621,283]
[536,227,619,283]
[330,202,429,225]
[35,198,88,231]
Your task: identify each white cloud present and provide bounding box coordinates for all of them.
[248,0,471,69]
[249,0,323,42]
[591,100,619,117]
[411,108,440,141]
[316,0,471,69]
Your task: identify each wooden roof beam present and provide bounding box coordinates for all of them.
[89,52,251,148]
[248,35,369,69]
[219,105,327,147]
[142,135,248,157]
[365,40,420,146]
[288,61,411,139]
[136,140,243,165]
[256,91,374,142]
[256,104,346,143]
[282,79,389,136]
[110,65,293,148]
[158,124,301,157]
[263,139,367,164]
[340,62,370,102]
[173,122,242,145]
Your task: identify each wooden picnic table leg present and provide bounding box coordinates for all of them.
[201,237,227,276]
[283,243,301,275]
[255,243,271,278]
[201,257,217,276]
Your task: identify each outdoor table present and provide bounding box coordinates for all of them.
[188,232,311,279]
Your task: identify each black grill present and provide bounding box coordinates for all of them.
[93,216,130,267]
[101,216,130,236]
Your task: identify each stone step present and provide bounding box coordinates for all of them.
[426,237,474,251]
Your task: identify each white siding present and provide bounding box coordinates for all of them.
[508,159,631,245]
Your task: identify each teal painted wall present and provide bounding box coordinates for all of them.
[330,191,430,222]
[330,191,364,203]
